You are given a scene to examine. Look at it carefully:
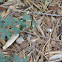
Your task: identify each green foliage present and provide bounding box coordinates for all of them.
[23,14,31,21]
[0,50,28,62]
[0,27,11,39]
[0,21,3,27]
[32,19,37,31]
[17,18,24,25]
[0,50,11,62]
[22,56,28,62]
[13,55,28,62]
[0,15,2,20]
[13,55,21,62]
[0,0,3,2]
[10,26,21,35]
[3,16,15,26]
[0,13,37,39]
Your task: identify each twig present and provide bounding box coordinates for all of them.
[0,5,62,17]
[36,48,49,61]
[22,31,62,42]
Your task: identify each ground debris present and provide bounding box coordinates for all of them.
[0,0,62,62]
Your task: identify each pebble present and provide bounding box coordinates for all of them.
[16,36,24,44]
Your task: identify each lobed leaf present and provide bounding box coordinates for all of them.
[23,14,31,21]
[0,51,11,62]
[10,26,21,35]
[13,55,21,62]
[0,27,11,39]
[3,16,15,26]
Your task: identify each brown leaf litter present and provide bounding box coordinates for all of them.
[0,0,62,62]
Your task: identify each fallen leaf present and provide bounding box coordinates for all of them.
[20,41,29,49]
[49,53,62,60]
[48,6,58,10]
[3,34,19,50]
[0,7,7,10]
[0,39,6,45]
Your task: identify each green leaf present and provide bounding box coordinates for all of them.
[32,22,37,27]
[3,56,11,62]
[26,24,30,28]
[22,56,28,62]
[0,50,4,62]
[10,26,21,35]
[17,18,24,25]
[25,11,30,15]
[28,29,31,32]
[0,51,28,62]
[13,55,28,62]
[20,24,26,30]
[3,16,15,26]
[23,14,31,21]
[0,50,11,62]
[32,19,37,31]
[33,27,37,31]
[0,0,3,2]
[0,15,2,20]
[0,21,3,27]
[13,55,21,62]
[0,27,11,39]
[16,18,27,30]
[32,20,37,28]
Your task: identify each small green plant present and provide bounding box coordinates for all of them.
[0,13,37,39]
[0,0,3,2]
[0,50,11,62]
[13,55,28,62]
[3,16,15,26]
[0,50,28,62]
[43,0,50,11]
[32,19,37,31]
[0,27,11,39]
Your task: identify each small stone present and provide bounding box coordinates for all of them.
[46,28,52,33]
[16,36,24,44]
